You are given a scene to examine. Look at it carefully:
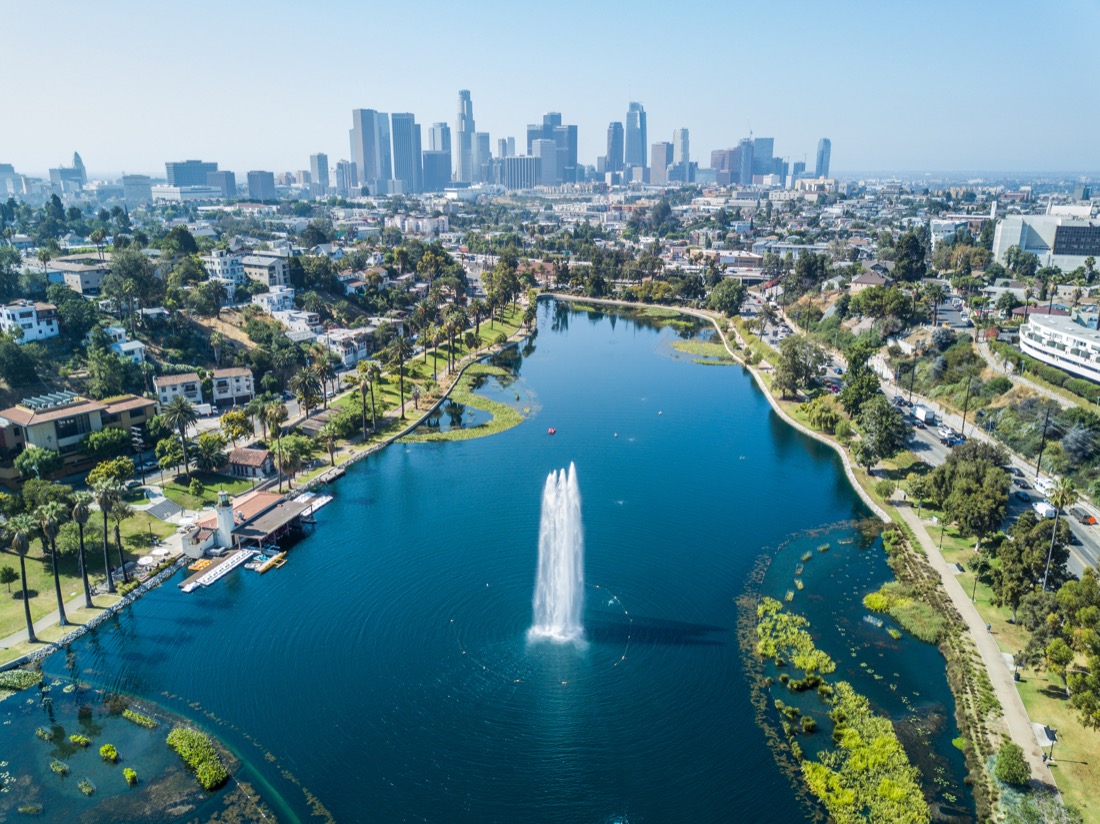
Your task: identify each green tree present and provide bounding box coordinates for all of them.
[772,335,827,399]
[161,395,198,479]
[385,337,414,419]
[193,432,228,472]
[82,427,131,461]
[993,741,1030,786]
[706,278,746,317]
[34,501,69,627]
[263,403,289,492]
[0,334,38,385]
[856,395,907,467]
[15,447,63,480]
[892,231,927,282]
[1044,479,1078,591]
[219,409,253,446]
[5,514,39,642]
[290,367,322,418]
[0,565,17,593]
[274,433,314,485]
[317,422,339,467]
[804,395,840,433]
[71,492,94,609]
[155,437,184,475]
[838,340,882,417]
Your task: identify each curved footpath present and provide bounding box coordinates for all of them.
[550,293,1055,789]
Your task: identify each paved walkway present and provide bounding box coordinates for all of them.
[896,503,1056,786]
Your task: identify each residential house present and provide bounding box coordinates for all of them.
[212,367,255,408]
[0,300,59,343]
[252,286,296,313]
[98,325,147,363]
[241,254,289,288]
[848,271,893,295]
[154,372,203,407]
[0,390,156,485]
[271,309,322,336]
[227,447,275,479]
[318,327,375,368]
[51,254,110,295]
[201,248,245,285]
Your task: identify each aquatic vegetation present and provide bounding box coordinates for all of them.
[862,582,946,644]
[34,727,53,743]
[123,767,138,786]
[166,726,229,791]
[817,543,830,553]
[0,670,42,692]
[17,803,43,815]
[69,734,91,747]
[78,777,95,796]
[795,579,804,591]
[755,598,836,676]
[122,709,157,729]
[887,628,902,640]
[800,551,813,563]
[49,759,69,776]
[99,743,118,763]
[784,590,795,602]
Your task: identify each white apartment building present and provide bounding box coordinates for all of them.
[201,249,245,284]
[271,309,322,336]
[153,372,203,407]
[1019,313,1100,384]
[318,328,375,368]
[211,367,255,408]
[252,286,296,313]
[0,300,59,343]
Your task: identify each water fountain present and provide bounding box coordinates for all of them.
[528,462,585,643]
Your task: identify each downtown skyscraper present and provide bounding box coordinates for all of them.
[454,90,476,183]
[606,122,624,172]
[815,138,831,178]
[390,113,423,194]
[349,108,393,194]
[625,102,647,168]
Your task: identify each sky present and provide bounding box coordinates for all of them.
[3,0,1098,178]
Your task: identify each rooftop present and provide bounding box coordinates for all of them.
[154,372,200,387]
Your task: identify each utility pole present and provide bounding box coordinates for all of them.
[1034,407,1052,482]
[960,377,974,438]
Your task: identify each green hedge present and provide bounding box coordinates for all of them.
[166,727,229,791]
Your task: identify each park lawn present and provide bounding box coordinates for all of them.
[1017,673,1100,823]
[1,596,123,662]
[670,340,733,362]
[161,473,254,510]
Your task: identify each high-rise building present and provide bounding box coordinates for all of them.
[738,138,754,186]
[335,160,357,197]
[206,170,236,198]
[473,132,491,184]
[672,129,689,167]
[121,175,152,206]
[650,142,673,185]
[751,137,774,176]
[553,125,578,183]
[500,156,541,190]
[429,122,451,154]
[349,109,393,194]
[310,153,329,197]
[421,152,452,192]
[247,170,276,201]
[625,102,647,168]
[532,139,558,187]
[72,152,87,185]
[391,114,423,194]
[497,138,516,158]
[166,160,218,187]
[606,122,624,172]
[815,138,831,178]
[455,90,476,183]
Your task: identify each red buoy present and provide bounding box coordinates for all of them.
[548,428,556,435]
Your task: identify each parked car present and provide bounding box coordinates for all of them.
[1070,507,1097,525]
[1014,490,1030,502]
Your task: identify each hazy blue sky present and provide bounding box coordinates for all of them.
[5,0,1097,177]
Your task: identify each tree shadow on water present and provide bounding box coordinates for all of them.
[586,615,727,647]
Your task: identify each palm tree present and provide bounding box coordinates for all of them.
[1043,479,1078,591]
[365,361,380,432]
[72,493,94,609]
[161,395,198,479]
[109,500,134,576]
[410,385,421,411]
[464,330,479,353]
[210,331,226,366]
[427,324,443,378]
[343,364,373,439]
[385,337,414,419]
[92,479,119,593]
[317,422,339,467]
[290,368,322,417]
[89,228,107,261]
[264,403,289,492]
[7,514,39,643]
[36,248,51,278]
[471,298,487,335]
[311,351,338,410]
[34,502,69,627]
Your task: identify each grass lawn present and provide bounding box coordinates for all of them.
[161,473,254,510]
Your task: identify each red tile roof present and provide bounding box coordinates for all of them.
[229,447,271,467]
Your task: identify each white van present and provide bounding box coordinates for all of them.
[1033,501,1057,519]
[1035,477,1056,497]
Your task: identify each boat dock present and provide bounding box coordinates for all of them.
[258,552,287,573]
[179,549,255,593]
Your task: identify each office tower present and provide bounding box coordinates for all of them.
[497,138,517,159]
[710,148,732,171]
[650,142,673,185]
[472,132,491,183]
[532,139,558,186]
[815,138,831,178]
[49,167,84,193]
[553,124,578,183]
[206,170,236,198]
[455,90,476,183]
[421,152,451,192]
[122,174,152,206]
[792,160,806,177]
[349,108,393,194]
[334,160,357,197]
[310,153,329,197]
[751,137,774,176]
[72,151,87,185]
[296,171,311,186]
[391,114,423,194]
[672,129,689,167]
[429,122,451,154]
[500,156,540,190]
[737,138,754,185]
[607,122,625,172]
[247,171,276,200]
[166,160,218,186]
[625,102,647,168]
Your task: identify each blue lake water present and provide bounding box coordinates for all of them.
[20,299,971,822]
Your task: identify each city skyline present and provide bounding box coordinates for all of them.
[4,0,1098,177]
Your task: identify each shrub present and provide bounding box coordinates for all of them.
[123,767,138,786]
[69,734,91,747]
[166,726,229,791]
[994,741,1030,786]
[189,478,205,497]
[891,600,948,644]
[800,716,817,734]
[874,479,896,499]
[123,709,158,729]
[100,744,118,763]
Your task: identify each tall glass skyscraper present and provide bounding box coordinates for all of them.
[391,113,423,194]
[454,90,476,183]
[606,122,624,172]
[815,138,831,178]
[349,109,393,194]
[625,102,647,168]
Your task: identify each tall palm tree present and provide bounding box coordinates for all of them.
[311,351,337,410]
[264,403,289,492]
[34,501,69,627]
[365,361,380,432]
[290,368,322,418]
[72,492,94,609]
[471,298,487,336]
[343,364,375,439]
[385,338,414,419]
[7,514,39,643]
[317,422,339,467]
[1043,479,1078,591]
[92,479,119,593]
[89,228,106,261]
[109,500,134,576]
[161,395,198,479]
[428,324,443,379]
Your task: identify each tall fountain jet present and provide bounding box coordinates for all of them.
[528,463,585,644]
